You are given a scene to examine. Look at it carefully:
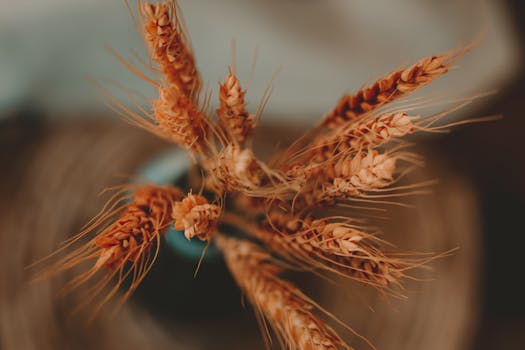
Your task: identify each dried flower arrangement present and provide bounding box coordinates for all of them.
[37,1,489,348]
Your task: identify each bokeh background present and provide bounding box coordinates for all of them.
[1,0,524,349]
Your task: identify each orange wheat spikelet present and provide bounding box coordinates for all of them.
[321,47,468,128]
[141,0,201,99]
[172,193,221,241]
[217,70,256,144]
[39,184,183,310]
[216,235,353,350]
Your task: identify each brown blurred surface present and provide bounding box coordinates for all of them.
[441,0,525,343]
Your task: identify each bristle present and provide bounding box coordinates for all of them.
[322,49,465,128]
[216,235,352,350]
[217,72,256,144]
[172,193,221,241]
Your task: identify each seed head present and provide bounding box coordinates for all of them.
[172,193,221,241]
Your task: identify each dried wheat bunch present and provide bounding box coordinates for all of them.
[37,0,487,348]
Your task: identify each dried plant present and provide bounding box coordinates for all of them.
[37,0,487,348]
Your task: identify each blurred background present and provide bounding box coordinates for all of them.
[1,0,524,349]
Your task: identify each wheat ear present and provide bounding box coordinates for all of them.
[216,234,353,350]
[223,212,409,291]
[321,150,398,199]
[309,112,417,163]
[38,184,183,312]
[288,149,402,209]
[172,192,221,241]
[321,47,468,128]
[217,71,256,144]
[139,1,213,153]
[141,0,201,99]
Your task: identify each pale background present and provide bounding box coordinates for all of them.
[0,0,521,121]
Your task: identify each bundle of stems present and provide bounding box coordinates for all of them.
[38,1,487,348]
